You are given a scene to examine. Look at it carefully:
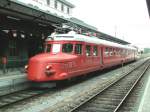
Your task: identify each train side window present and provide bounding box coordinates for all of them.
[93,46,98,56]
[105,48,109,57]
[121,49,123,55]
[125,50,127,56]
[118,49,121,55]
[113,48,115,55]
[120,49,122,55]
[123,49,125,55]
[86,45,91,56]
[62,43,73,53]
[110,48,113,56]
[127,50,129,55]
[75,44,82,54]
[118,49,120,55]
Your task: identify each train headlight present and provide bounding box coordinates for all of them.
[45,65,55,76]
[46,65,52,70]
[24,65,28,72]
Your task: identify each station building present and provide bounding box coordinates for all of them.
[0,0,74,72]
[0,0,129,74]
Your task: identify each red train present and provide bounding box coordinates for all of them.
[26,31,138,82]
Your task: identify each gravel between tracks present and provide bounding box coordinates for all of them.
[0,58,148,112]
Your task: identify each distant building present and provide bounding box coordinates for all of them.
[17,0,75,18]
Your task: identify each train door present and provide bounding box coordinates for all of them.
[99,46,103,65]
[85,44,93,67]
[74,42,84,70]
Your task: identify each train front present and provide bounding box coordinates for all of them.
[26,37,76,82]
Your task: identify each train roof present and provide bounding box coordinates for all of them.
[46,31,136,50]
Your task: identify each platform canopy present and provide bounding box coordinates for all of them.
[0,0,130,45]
[146,0,150,16]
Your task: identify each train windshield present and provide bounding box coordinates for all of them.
[52,44,61,54]
[45,43,73,54]
[44,44,61,54]
[62,43,73,53]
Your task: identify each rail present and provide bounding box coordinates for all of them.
[69,59,150,112]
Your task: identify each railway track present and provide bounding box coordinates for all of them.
[0,59,148,112]
[0,72,100,110]
[116,66,150,112]
[0,88,54,109]
[67,60,150,112]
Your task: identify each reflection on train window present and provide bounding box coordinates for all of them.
[45,44,51,52]
[62,43,73,53]
[52,44,61,53]
[86,45,91,56]
[75,44,82,54]
[93,46,98,56]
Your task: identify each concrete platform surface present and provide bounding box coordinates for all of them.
[138,73,150,112]
[0,71,29,96]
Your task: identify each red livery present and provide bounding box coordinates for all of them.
[26,31,138,82]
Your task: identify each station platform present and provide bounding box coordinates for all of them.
[0,69,29,96]
[138,72,150,112]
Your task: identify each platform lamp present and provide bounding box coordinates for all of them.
[30,33,33,37]
[12,30,17,38]
[20,31,25,39]
[21,34,25,38]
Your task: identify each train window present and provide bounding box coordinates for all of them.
[93,46,98,56]
[114,49,117,55]
[44,44,51,52]
[62,43,73,53]
[117,49,119,55]
[125,50,128,55]
[105,48,109,56]
[52,44,61,53]
[126,50,128,55]
[110,48,113,56]
[123,49,126,55]
[120,49,123,55]
[75,44,82,54]
[120,49,122,55]
[121,49,124,55]
[86,45,91,56]
[115,49,117,55]
[113,49,115,55]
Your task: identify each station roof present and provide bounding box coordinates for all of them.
[65,17,130,44]
[146,0,150,16]
[0,0,130,45]
[0,0,68,24]
[58,0,75,8]
[68,17,98,31]
[97,32,130,45]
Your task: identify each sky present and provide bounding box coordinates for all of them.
[68,0,150,48]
